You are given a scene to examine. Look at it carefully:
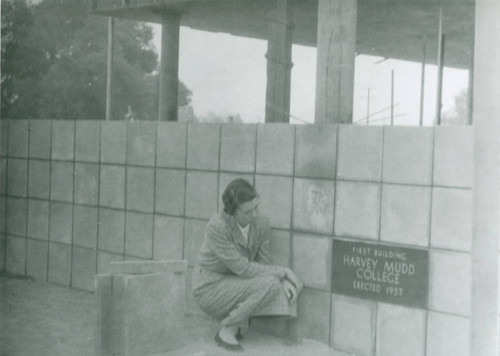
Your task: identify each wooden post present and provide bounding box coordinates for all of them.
[471,0,500,354]
[159,12,181,121]
[106,17,114,121]
[265,0,293,123]
[314,0,357,124]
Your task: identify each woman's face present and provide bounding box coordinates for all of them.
[234,197,259,227]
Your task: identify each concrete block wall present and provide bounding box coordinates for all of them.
[0,120,475,355]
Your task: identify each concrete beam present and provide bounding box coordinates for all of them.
[314,0,357,124]
[471,0,500,355]
[159,12,181,121]
[265,0,293,123]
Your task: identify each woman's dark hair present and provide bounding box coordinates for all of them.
[222,179,258,216]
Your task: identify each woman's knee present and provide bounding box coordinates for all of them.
[253,275,282,295]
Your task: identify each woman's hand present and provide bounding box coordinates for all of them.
[284,269,303,296]
[282,279,299,303]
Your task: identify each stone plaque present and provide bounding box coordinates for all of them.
[332,239,429,309]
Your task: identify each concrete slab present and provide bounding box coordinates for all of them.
[125,211,153,259]
[101,122,127,164]
[7,198,27,237]
[48,242,71,286]
[105,260,187,274]
[127,122,156,167]
[49,202,73,244]
[426,311,470,356]
[73,205,98,249]
[155,169,186,215]
[220,124,256,173]
[51,121,75,161]
[26,238,48,281]
[71,246,97,292]
[97,208,125,254]
[7,158,28,197]
[28,160,50,199]
[154,215,184,260]
[50,161,74,203]
[99,165,126,209]
[183,218,207,267]
[27,200,49,240]
[270,229,291,268]
[6,235,26,275]
[255,175,293,229]
[75,121,100,162]
[8,120,29,158]
[294,288,331,345]
[29,120,51,159]
[126,167,155,213]
[157,122,187,169]
[74,163,99,205]
[187,124,220,171]
[185,171,218,219]
[256,124,295,176]
[293,233,332,291]
[1,120,8,157]
[295,125,337,179]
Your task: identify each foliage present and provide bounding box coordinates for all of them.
[1,0,191,120]
[442,88,469,125]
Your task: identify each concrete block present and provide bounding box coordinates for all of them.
[220,124,256,173]
[125,212,153,259]
[434,126,473,188]
[26,238,48,281]
[256,124,295,175]
[29,120,51,159]
[48,203,72,245]
[105,260,187,274]
[28,160,50,199]
[74,163,99,205]
[251,317,290,339]
[154,215,184,260]
[431,188,472,252]
[337,126,383,182]
[99,165,125,209]
[186,123,220,170]
[96,271,187,356]
[185,171,218,219]
[48,242,71,286]
[75,121,100,162]
[426,311,470,356]
[376,303,426,356]
[382,127,434,185]
[126,167,154,213]
[380,184,431,247]
[1,120,8,156]
[8,120,29,158]
[98,208,125,254]
[127,122,156,167]
[6,236,26,275]
[294,288,331,345]
[429,250,471,316]
[155,169,186,216]
[293,233,332,291]
[334,181,380,240]
[293,178,335,235]
[72,246,97,292]
[270,229,291,268]
[50,161,74,202]
[255,175,293,229]
[97,251,124,274]
[1,158,7,194]
[331,295,375,356]
[73,205,98,249]
[7,158,28,197]
[218,173,254,212]
[6,198,27,236]
[184,218,207,267]
[295,124,337,179]
[101,121,127,164]
[157,122,187,168]
[51,121,75,161]
[27,199,49,240]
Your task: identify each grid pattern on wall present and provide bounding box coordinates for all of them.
[0,120,474,356]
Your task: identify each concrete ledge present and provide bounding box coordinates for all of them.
[106,260,187,274]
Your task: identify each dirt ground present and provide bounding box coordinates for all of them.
[0,272,347,356]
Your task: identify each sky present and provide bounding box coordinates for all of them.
[152,25,469,126]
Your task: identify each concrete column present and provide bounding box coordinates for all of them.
[265,0,293,123]
[159,12,181,121]
[471,0,500,355]
[314,0,357,124]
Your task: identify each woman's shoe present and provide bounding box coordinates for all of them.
[215,330,244,352]
[235,327,243,340]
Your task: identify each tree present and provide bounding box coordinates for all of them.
[442,88,469,126]
[1,0,191,120]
